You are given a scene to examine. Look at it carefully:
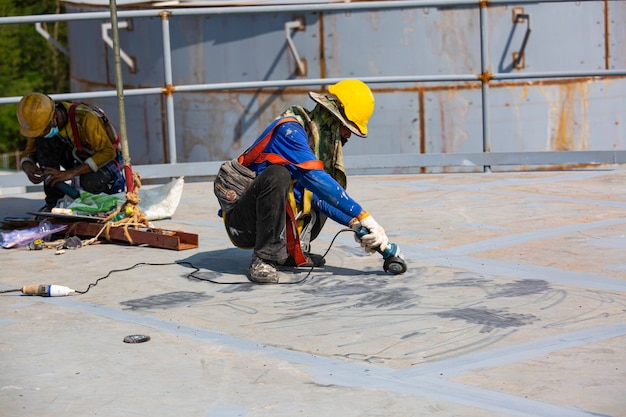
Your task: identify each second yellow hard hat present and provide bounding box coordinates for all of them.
[16,93,55,138]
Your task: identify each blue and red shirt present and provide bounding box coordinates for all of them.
[242,119,362,226]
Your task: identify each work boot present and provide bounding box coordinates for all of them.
[248,256,279,284]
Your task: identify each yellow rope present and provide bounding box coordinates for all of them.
[84,171,149,246]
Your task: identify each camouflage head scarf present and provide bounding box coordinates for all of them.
[279,104,347,189]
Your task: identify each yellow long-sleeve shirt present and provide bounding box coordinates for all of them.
[21,102,116,172]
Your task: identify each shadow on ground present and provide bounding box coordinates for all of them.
[0,197,43,221]
[176,248,376,287]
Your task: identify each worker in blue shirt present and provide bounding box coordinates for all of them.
[217,79,390,283]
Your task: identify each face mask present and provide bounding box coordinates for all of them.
[43,125,59,138]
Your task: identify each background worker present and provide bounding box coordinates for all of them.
[218,79,390,283]
[16,93,125,211]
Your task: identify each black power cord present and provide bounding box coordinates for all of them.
[74,261,201,294]
[75,228,354,293]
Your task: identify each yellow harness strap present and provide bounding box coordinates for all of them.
[288,182,313,233]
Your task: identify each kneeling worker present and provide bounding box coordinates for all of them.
[215,79,391,284]
[16,92,125,211]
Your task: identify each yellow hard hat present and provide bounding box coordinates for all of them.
[16,93,55,137]
[329,79,374,137]
[309,79,375,137]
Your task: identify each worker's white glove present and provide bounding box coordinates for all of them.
[350,212,389,254]
[349,218,370,251]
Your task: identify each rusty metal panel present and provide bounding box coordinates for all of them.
[174,13,322,83]
[322,7,481,81]
[68,15,165,86]
[363,89,423,155]
[488,3,606,73]
[418,87,484,173]
[61,2,626,172]
[487,80,626,154]
[423,88,483,151]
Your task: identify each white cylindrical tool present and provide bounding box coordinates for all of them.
[51,207,73,215]
[21,285,76,297]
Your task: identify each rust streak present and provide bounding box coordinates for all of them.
[550,83,590,152]
[604,0,610,69]
[554,85,575,151]
[418,89,426,174]
[319,12,326,82]
[160,94,168,163]
[439,94,447,154]
[531,163,612,171]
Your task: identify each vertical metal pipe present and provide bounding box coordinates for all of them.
[108,0,134,190]
[160,11,177,164]
[479,1,492,172]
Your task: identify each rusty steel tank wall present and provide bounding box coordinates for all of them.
[0,0,624,184]
[58,1,625,174]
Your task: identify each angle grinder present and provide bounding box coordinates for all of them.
[44,174,80,199]
[356,227,407,274]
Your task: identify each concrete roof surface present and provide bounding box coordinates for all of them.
[1,168,625,417]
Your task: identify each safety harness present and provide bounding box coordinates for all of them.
[68,101,122,171]
[67,102,125,192]
[68,102,120,153]
[237,117,324,266]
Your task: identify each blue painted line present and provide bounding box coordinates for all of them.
[415,253,626,293]
[443,218,626,256]
[386,170,615,192]
[365,376,612,417]
[463,222,510,232]
[206,406,248,417]
[384,171,626,210]
[393,322,626,378]
[397,216,626,292]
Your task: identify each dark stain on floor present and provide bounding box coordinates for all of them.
[435,307,537,333]
[120,291,213,310]
[488,279,551,298]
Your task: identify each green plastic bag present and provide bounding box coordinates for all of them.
[68,191,123,214]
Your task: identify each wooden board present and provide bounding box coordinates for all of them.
[8,216,198,251]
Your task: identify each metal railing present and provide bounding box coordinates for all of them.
[0,151,21,171]
[1,0,625,190]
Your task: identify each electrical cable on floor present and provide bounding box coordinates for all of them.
[74,261,201,294]
[0,228,354,295]
[293,227,355,284]
[243,227,354,285]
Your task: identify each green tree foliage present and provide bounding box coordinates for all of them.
[0,0,69,156]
